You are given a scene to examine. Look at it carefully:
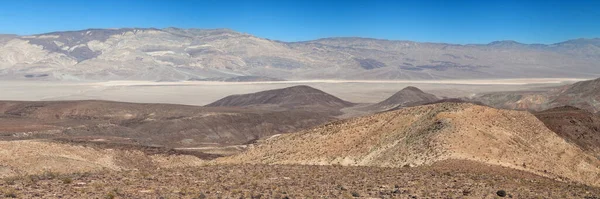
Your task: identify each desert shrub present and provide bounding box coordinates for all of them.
[2,188,18,198]
[3,176,20,185]
[61,177,73,184]
[194,193,207,199]
[104,192,115,199]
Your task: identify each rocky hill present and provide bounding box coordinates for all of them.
[220,103,600,187]
[534,106,600,158]
[206,85,354,112]
[0,100,335,148]
[474,77,600,113]
[365,86,439,111]
[1,28,599,81]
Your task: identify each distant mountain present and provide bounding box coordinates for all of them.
[220,102,600,187]
[0,28,599,81]
[190,75,285,82]
[474,77,600,113]
[366,86,439,111]
[206,85,354,112]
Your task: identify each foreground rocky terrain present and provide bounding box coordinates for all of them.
[3,160,599,198]
[1,28,599,81]
[0,140,207,178]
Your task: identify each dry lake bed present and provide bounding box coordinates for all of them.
[0,78,586,105]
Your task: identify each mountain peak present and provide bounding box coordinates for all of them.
[399,86,423,92]
[367,86,439,111]
[487,40,524,46]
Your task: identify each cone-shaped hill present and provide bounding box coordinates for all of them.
[220,102,600,187]
[366,86,439,111]
[206,85,354,111]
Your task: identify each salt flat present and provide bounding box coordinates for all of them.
[0,78,585,105]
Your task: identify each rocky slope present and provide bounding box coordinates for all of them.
[206,85,354,112]
[475,77,600,113]
[0,140,205,178]
[220,103,600,187]
[0,100,336,147]
[365,86,439,111]
[534,106,600,159]
[1,28,599,81]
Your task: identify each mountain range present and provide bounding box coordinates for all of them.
[1,28,600,81]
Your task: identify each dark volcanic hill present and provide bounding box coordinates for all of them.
[534,106,600,158]
[550,78,600,113]
[474,77,600,113]
[0,100,335,148]
[206,85,354,112]
[366,86,439,111]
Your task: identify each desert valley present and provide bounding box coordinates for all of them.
[0,26,599,198]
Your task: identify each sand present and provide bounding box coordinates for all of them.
[0,78,585,105]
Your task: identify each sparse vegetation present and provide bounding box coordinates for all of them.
[61,177,73,184]
[1,188,18,198]
[0,163,596,198]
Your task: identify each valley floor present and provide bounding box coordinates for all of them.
[0,78,583,105]
[2,160,598,199]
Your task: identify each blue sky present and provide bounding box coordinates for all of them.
[0,0,598,44]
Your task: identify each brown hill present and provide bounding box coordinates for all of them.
[366,86,439,111]
[551,78,600,113]
[474,77,600,113]
[0,100,335,148]
[220,103,600,187]
[206,85,354,112]
[534,106,600,158]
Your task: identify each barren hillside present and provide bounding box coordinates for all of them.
[206,85,354,112]
[535,106,600,158]
[0,100,336,147]
[220,103,600,187]
[0,140,204,178]
[474,77,600,113]
[365,86,439,111]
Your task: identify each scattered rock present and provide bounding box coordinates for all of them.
[497,190,507,197]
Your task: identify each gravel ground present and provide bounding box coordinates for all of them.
[1,160,598,199]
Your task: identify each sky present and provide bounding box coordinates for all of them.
[0,0,599,44]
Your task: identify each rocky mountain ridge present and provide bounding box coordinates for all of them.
[1,28,599,81]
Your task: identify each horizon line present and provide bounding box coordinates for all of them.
[6,26,600,45]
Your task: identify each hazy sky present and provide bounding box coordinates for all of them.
[0,0,598,44]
